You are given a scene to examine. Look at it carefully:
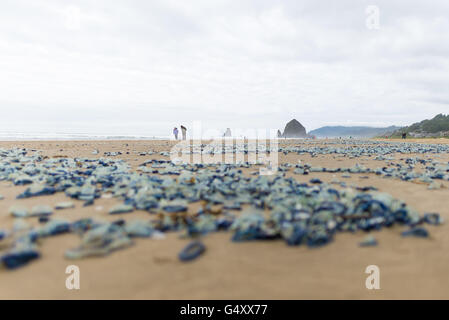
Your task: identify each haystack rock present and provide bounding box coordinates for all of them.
[282,119,307,138]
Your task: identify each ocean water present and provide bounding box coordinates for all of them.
[0,122,286,141]
[0,131,171,141]
[0,132,314,141]
[0,126,305,141]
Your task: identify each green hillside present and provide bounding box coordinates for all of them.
[309,126,400,138]
[392,114,449,138]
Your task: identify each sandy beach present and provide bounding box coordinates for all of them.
[0,139,449,300]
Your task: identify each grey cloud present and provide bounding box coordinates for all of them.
[0,0,449,135]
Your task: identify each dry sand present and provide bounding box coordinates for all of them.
[0,139,449,299]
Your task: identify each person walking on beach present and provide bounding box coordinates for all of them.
[173,127,179,140]
[180,125,187,140]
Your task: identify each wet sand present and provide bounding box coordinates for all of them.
[0,139,449,299]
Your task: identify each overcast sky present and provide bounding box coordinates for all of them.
[1,0,448,136]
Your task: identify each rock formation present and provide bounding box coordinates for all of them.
[282,119,307,138]
[277,130,282,138]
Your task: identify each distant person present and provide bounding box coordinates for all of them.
[173,127,179,140]
[402,132,406,139]
[224,128,232,137]
[180,125,187,140]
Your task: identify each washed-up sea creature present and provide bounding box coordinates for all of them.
[9,205,53,218]
[428,181,443,190]
[12,219,31,233]
[178,240,206,262]
[1,250,40,270]
[70,218,100,234]
[17,184,55,199]
[31,205,53,217]
[401,227,429,238]
[9,205,29,218]
[0,144,444,270]
[55,202,75,210]
[39,216,50,223]
[307,231,332,248]
[423,213,443,226]
[359,235,378,247]
[36,220,71,237]
[283,224,307,246]
[109,204,134,214]
[0,229,40,269]
[161,199,188,213]
[65,224,133,259]
[124,220,154,237]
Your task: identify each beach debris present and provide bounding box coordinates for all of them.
[0,194,4,200]
[65,223,133,259]
[70,218,100,234]
[178,240,206,262]
[104,151,122,157]
[13,219,31,232]
[109,204,134,214]
[124,220,154,238]
[55,202,75,210]
[1,249,40,270]
[38,216,50,224]
[359,235,378,247]
[161,199,188,213]
[9,205,29,218]
[31,205,53,217]
[231,212,265,242]
[17,184,56,199]
[401,227,429,238]
[36,219,71,237]
[152,231,166,240]
[0,226,40,270]
[423,213,443,226]
[13,175,34,186]
[307,231,332,248]
[428,181,443,190]
[0,141,446,270]
[330,178,340,184]
[283,224,307,246]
